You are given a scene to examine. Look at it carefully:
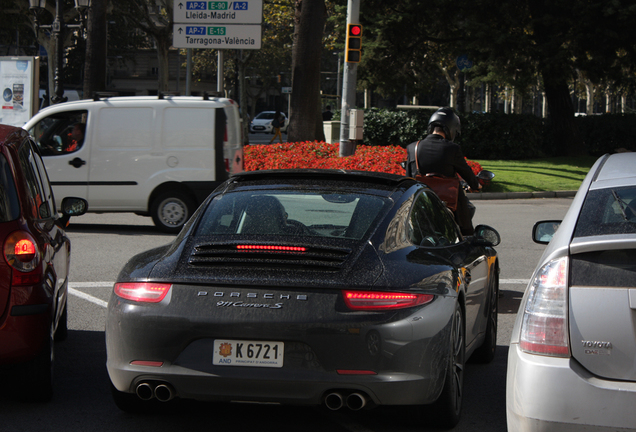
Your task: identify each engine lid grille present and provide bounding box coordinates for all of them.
[189,243,352,271]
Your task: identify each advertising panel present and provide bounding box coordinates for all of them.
[0,57,39,127]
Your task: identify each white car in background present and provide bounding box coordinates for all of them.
[249,111,288,134]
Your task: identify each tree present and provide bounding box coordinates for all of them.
[110,0,173,92]
[287,0,327,142]
[0,0,38,56]
[83,0,107,98]
[4,1,85,104]
[359,0,636,156]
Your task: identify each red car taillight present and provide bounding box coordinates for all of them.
[114,282,172,303]
[343,290,434,311]
[3,231,42,286]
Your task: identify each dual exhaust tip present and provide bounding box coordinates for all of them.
[136,383,366,409]
[324,391,368,411]
[135,382,175,402]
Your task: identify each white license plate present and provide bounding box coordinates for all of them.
[213,340,284,368]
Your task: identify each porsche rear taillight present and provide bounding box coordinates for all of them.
[3,231,42,285]
[343,290,434,310]
[114,282,172,303]
[519,257,570,357]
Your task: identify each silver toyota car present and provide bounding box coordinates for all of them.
[507,152,636,431]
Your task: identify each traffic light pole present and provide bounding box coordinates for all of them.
[338,0,360,157]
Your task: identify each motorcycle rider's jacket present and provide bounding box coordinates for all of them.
[405,134,480,190]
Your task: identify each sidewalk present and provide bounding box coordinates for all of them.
[469,190,577,200]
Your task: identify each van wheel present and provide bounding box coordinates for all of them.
[151,192,195,234]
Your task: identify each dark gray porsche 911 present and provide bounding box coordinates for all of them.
[105,169,500,428]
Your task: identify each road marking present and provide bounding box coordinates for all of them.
[501,279,530,285]
[69,287,108,308]
[67,279,530,309]
[69,282,113,288]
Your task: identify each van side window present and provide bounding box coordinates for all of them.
[28,110,88,156]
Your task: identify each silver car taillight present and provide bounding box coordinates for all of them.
[520,256,570,357]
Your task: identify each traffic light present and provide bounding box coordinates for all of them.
[345,24,362,63]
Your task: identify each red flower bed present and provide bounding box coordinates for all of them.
[244,141,482,177]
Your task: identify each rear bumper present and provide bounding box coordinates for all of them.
[506,343,636,431]
[107,361,439,406]
[0,307,50,365]
[105,289,457,406]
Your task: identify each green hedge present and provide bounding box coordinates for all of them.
[357,108,636,159]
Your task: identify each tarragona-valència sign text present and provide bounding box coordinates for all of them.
[184,37,257,47]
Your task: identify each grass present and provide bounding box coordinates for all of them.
[474,156,598,193]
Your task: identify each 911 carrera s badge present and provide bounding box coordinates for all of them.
[198,291,308,309]
[216,301,283,309]
[218,342,232,357]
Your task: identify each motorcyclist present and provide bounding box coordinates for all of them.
[405,107,482,236]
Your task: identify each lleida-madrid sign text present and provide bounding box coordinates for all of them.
[173,0,263,50]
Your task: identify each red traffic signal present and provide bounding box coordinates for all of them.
[346,24,362,63]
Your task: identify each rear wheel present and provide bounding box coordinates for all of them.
[430,303,465,429]
[150,190,196,234]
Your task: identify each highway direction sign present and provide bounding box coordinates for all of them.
[173,24,262,49]
[173,1,263,24]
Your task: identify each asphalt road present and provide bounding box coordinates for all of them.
[249,131,289,144]
[0,198,573,432]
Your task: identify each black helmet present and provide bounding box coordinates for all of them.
[427,107,461,141]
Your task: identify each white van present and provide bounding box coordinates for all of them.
[23,95,244,233]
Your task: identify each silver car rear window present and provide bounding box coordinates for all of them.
[574,186,636,237]
[0,153,20,222]
[571,249,636,287]
[195,190,390,240]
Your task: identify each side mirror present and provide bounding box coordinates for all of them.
[477,170,495,181]
[58,197,88,227]
[532,220,561,244]
[473,224,501,246]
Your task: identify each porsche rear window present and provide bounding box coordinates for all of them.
[0,153,20,222]
[574,186,636,237]
[195,191,391,240]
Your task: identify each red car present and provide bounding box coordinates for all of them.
[0,124,86,401]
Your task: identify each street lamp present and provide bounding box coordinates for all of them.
[29,0,92,104]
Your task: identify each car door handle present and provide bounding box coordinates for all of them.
[69,157,86,168]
